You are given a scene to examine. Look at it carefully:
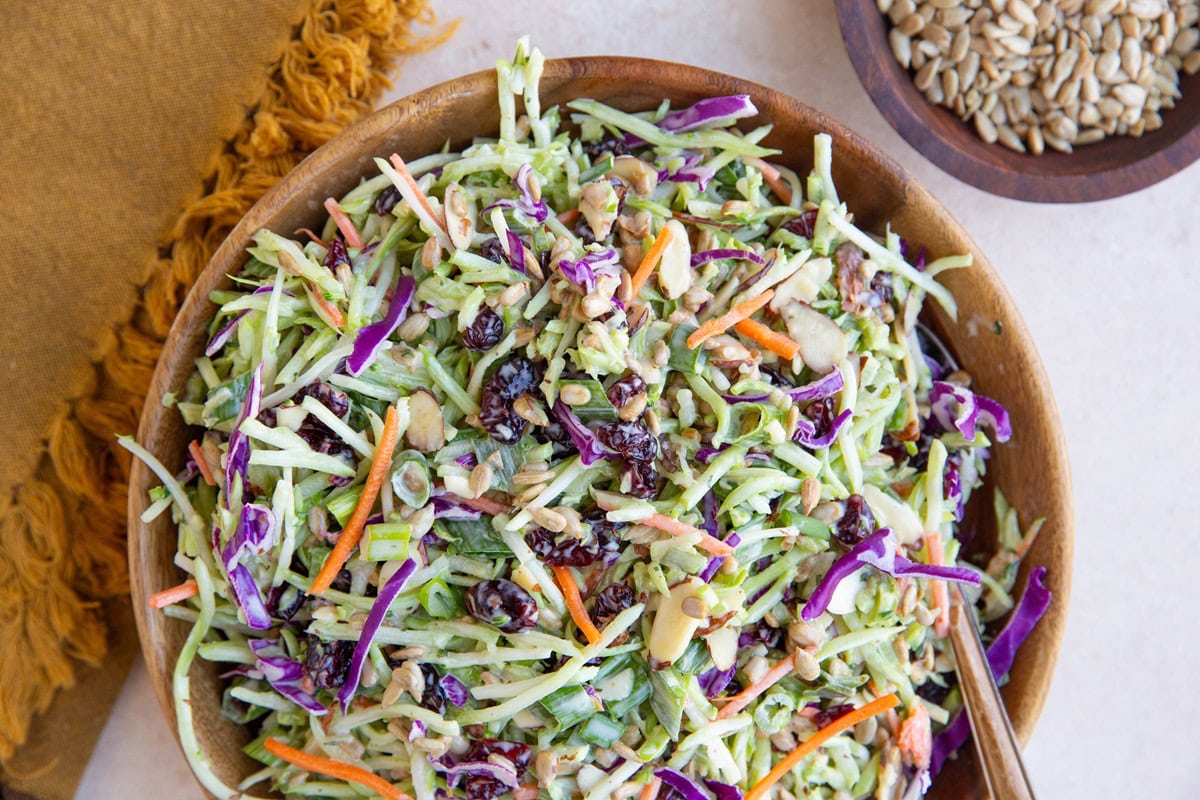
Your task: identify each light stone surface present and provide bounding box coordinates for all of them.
[76,1,1200,798]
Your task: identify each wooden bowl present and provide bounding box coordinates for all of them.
[836,0,1200,202]
[128,56,1074,798]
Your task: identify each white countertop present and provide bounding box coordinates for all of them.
[76,1,1200,798]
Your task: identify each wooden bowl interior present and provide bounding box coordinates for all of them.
[837,0,1200,201]
[129,56,1073,798]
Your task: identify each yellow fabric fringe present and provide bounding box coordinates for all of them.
[0,0,454,762]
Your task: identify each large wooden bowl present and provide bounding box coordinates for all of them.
[836,0,1200,202]
[129,57,1073,798]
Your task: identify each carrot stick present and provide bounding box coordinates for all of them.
[188,440,216,487]
[552,565,602,645]
[513,786,540,800]
[1014,519,1044,560]
[743,694,900,800]
[304,284,346,329]
[556,208,580,225]
[745,157,793,205]
[311,405,402,594]
[897,701,931,769]
[628,225,675,298]
[448,492,512,516]
[148,579,199,609]
[264,738,412,800]
[715,652,797,720]
[295,227,329,248]
[642,513,734,556]
[388,154,448,236]
[686,290,776,349]
[638,777,662,800]
[733,318,800,360]
[323,197,364,249]
[925,529,950,638]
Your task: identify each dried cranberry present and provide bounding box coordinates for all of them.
[597,421,658,462]
[573,214,598,246]
[759,365,791,387]
[811,703,856,728]
[257,406,278,428]
[480,377,527,445]
[834,494,876,547]
[781,208,818,239]
[419,663,447,714]
[592,583,634,628]
[324,236,351,272]
[374,184,401,215]
[879,435,910,464]
[493,356,544,401]
[583,137,632,160]
[804,397,838,439]
[295,381,351,418]
[622,460,659,499]
[305,635,354,689]
[266,584,307,621]
[462,775,510,800]
[835,242,869,315]
[524,517,622,568]
[480,237,507,264]
[605,374,647,409]
[870,270,894,306]
[466,579,538,632]
[916,679,951,705]
[464,739,532,770]
[464,307,505,350]
[737,622,782,650]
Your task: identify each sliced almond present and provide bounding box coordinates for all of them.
[404,389,445,451]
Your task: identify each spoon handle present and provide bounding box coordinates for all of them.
[948,592,1038,800]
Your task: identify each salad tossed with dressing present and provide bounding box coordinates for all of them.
[126,38,1051,800]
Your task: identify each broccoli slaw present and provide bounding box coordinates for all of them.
[126,38,1051,800]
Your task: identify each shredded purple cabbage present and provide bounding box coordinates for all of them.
[723,368,844,405]
[690,249,766,268]
[440,674,469,707]
[455,453,478,469]
[929,567,1052,776]
[225,564,272,630]
[248,639,327,715]
[346,275,415,376]
[336,558,417,713]
[793,408,853,449]
[505,230,527,274]
[698,665,737,699]
[204,286,281,357]
[437,761,519,789]
[655,768,715,800]
[704,779,744,800]
[551,400,615,465]
[699,531,741,583]
[557,249,621,294]
[483,163,549,223]
[219,502,276,630]
[623,95,759,149]
[431,492,483,521]
[801,528,980,621]
[694,446,770,466]
[929,381,1012,443]
[224,364,263,499]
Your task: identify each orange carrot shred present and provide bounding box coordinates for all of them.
[388,153,448,235]
[745,157,793,205]
[188,440,216,487]
[925,529,950,638]
[897,702,931,769]
[556,208,580,225]
[715,652,797,720]
[638,777,662,800]
[743,694,900,800]
[552,565,602,646]
[323,197,364,249]
[513,786,540,800]
[311,405,402,594]
[264,738,412,800]
[148,579,199,609]
[628,225,675,298]
[733,318,800,360]
[304,283,346,329]
[642,513,733,556]
[295,227,329,248]
[687,290,775,349]
[1014,521,1043,560]
[449,492,512,516]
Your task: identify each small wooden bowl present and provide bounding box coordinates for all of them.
[128,57,1074,798]
[836,0,1200,202]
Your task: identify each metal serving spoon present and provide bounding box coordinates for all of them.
[948,586,1038,800]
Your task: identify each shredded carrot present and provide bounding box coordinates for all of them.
[556,208,580,225]
[733,318,800,360]
[686,290,776,349]
[745,157,792,205]
[743,694,900,800]
[449,492,512,516]
[295,227,329,248]
[642,513,733,556]
[388,154,448,235]
[304,284,346,329]
[897,701,932,769]
[264,738,411,800]
[323,197,364,249]
[311,405,402,594]
[628,224,675,298]
[148,579,198,609]
[1014,520,1044,560]
[715,652,797,720]
[188,440,216,487]
[552,565,602,645]
[513,786,540,800]
[638,777,662,800]
[925,529,950,638]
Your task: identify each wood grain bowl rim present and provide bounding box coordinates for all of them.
[836,0,1200,202]
[128,55,1074,798]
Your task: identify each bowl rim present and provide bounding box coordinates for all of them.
[835,0,1200,202]
[128,53,1074,796]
